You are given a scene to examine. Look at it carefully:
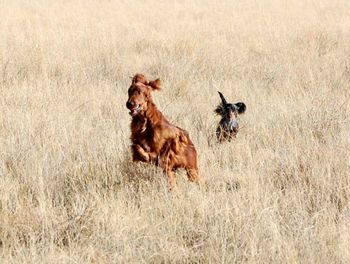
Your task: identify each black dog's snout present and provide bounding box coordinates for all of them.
[126,101,134,109]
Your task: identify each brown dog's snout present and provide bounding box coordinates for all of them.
[126,101,134,109]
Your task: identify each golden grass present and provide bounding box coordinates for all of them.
[0,0,350,263]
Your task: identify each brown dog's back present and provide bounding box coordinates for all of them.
[159,128,197,169]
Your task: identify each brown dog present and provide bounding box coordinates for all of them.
[126,74,205,190]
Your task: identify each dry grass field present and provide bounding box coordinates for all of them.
[1,0,350,263]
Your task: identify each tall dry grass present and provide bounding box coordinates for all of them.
[0,0,350,263]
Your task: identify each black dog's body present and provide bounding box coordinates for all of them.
[215,92,246,142]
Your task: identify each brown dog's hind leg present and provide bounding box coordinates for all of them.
[186,168,207,188]
[165,168,177,191]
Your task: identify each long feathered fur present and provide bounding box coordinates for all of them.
[127,74,206,189]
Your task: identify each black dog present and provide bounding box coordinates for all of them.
[215,91,246,142]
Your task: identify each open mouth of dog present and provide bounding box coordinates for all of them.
[129,105,142,116]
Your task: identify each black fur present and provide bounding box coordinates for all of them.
[234,102,246,114]
[215,91,246,142]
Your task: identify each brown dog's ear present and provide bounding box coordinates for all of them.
[131,74,161,90]
[148,79,161,91]
[132,74,148,85]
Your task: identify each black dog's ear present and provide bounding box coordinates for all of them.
[218,91,227,105]
[234,102,246,114]
[215,91,228,116]
[214,105,225,116]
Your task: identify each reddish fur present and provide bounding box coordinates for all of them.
[127,74,205,190]
[132,73,161,90]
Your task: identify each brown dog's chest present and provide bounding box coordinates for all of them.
[131,119,158,152]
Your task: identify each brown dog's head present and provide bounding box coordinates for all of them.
[126,74,161,117]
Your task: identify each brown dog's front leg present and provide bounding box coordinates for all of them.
[132,144,150,162]
[132,144,160,164]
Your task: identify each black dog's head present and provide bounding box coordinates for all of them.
[215,91,246,120]
[215,91,246,140]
